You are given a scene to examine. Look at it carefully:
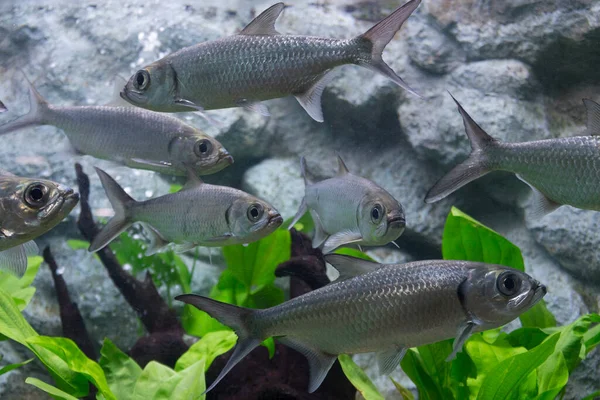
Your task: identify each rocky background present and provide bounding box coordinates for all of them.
[1,0,600,398]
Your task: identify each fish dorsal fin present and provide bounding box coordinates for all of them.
[182,166,204,190]
[448,92,497,151]
[240,3,284,36]
[336,154,350,176]
[324,254,380,281]
[583,98,600,135]
[277,336,337,393]
[377,347,407,375]
[300,156,314,186]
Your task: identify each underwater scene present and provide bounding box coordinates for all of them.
[1,0,600,398]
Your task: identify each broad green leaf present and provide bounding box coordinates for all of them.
[151,359,205,400]
[99,338,142,399]
[66,239,91,250]
[520,300,557,329]
[0,358,33,375]
[333,247,376,261]
[476,332,560,400]
[0,256,43,310]
[26,336,116,400]
[391,377,415,400]
[131,361,176,399]
[223,229,290,292]
[506,327,549,350]
[175,330,236,372]
[262,337,276,359]
[338,354,384,400]
[401,349,444,400]
[0,289,38,344]
[465,333,529,399]
[583,390,600,400]
[535,351,568,400]
[169,184,182,193]
[25,377,79,400]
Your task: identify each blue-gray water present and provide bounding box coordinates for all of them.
[0,0,599,398]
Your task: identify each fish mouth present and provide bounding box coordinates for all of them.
[532,281,547,303]
[120,87,146,105]
[387,213,406,227]
[218,150,234,165]
[267,212,283,227]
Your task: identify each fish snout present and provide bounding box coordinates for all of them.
[219,148,234,165]
[387,211,406,229]
[267,210,283,227]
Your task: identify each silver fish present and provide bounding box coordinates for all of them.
[426,95,600,217]
[89,168,283,253]
[121,0,422,122]
[0,82,233,176]
[177,254,546,393]
[0,170,79,277]
[289,155,405,253]
[0,100,6,113]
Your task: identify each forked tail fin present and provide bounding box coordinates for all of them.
[88,168,136,252]
[175,294,260,393]
[357,0,422,97]
[425,93,499,203]
[0,78,51,136]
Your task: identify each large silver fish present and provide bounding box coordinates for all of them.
[0,170,79,276]
[426,95,600,216]
[289,155,405,253]
[89,168,283,253]
[121,0,422,122]
[177,254,546,393]
[0,82,232,176]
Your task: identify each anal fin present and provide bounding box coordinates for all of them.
[294,71,336,122]
[277,336,337,393]
[377,347,407,375]
[142,224,170,255]
[237,99,270,117]
[516,174,561,218]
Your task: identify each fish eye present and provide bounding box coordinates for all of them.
[194,139,213,157]
[497,272,521,297]
[371,204,384,223]
[247,203,264,222]
[134,70,150,91]
[24,183,48,208]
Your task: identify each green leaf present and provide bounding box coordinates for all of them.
[131,361,176,399]
[25,377,79,400]
[283,212,314,234]
[99,338,142,399]
[506,327,549,350]
[401,349,444,400]
[66,239,91,250]
[0,256,43,310]
[26,336,116,400]
[0,358,33,375]
[169,184,182,193]
[338,354,384,400]
[582,390,600,400]
[390,377,415,400]
[175,330,236,372]
[262,337,276,359]
[151,359,205,400]
[535,351,568,400]
[0,288,38,344]
[223,229,291,292]
[520,300,557,329]
[333,247,376,261]
[476,332,560,400]
[583,314,600,353]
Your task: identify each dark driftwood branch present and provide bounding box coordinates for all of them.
[43,246,97,360]
[74,163,187,367]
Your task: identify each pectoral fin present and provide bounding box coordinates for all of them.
[324,254,381,281]
[0,243,33,277]
[129,158,174,174]
[288,197,308,230]
[294,71,335,122]
[277,336,337,393]
[321,230,363,254]
[172,242,197,254]
[516,175,561,218]
[447,320,475,361]
[310,210,328,249]
[377,347,407,375]
[240,3,284,36]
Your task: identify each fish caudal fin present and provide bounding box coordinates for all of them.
[175,294,260,393]
[0,240,39,277]
[88,168,136,253]
[0,77,51,136]
[357,0,422,98]
[277,337,337,393]
[425,94,498,203]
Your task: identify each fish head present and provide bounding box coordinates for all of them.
[121,62,178,111]
[460,264,547,329]
[357,191,406,245]
[226,196,283,242]
[170,133,234,175]
[0,177,79,245]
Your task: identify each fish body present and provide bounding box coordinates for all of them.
[89,168,283,253]
[425,96,600,216]
[0,83,232,176]
[178,255,546,393]
[0,171,79,276]
[289,156,405,253]
[121,0,422,121]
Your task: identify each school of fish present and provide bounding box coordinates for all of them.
[7,0,600,393]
